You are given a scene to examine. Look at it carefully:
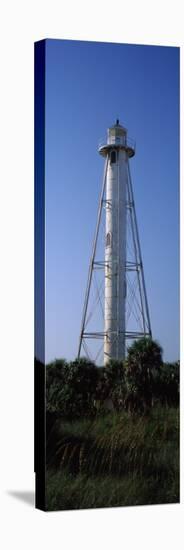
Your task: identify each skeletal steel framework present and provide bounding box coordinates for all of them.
[78,124,152,365]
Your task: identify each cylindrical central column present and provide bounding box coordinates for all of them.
[104,148,127,364]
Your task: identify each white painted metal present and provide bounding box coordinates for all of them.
[78,120,151,366]
[102,124,128,363]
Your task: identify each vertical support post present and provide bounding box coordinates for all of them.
[127,161,152,336]
[126,171,146,333]
[78,157,108,358]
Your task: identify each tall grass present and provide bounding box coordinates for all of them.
[46,407,179,511]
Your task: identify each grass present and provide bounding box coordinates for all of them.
[46,406,179,511]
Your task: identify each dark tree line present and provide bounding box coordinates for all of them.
[46,338,179,419]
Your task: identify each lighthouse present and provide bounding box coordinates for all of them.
[78,120,151,365]
[99,120,135,363]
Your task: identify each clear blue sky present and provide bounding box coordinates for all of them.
[45,39,179,363]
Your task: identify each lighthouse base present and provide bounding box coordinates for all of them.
[104,332,125,365]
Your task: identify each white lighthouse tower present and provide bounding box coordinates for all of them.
[99,120,133,363]
[78,120,151,365]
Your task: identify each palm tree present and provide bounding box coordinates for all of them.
[125,337,163,412]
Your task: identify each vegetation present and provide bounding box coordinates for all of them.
[46,357,98,418]
[124,337,162,412]
[46,338,179,417]
[45,338,180,510]
[46,407,179,510]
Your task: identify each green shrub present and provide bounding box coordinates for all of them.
[46,357,98,419]
[95,360,126,407]
[154,361,179,406]
[125,337,163,412]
